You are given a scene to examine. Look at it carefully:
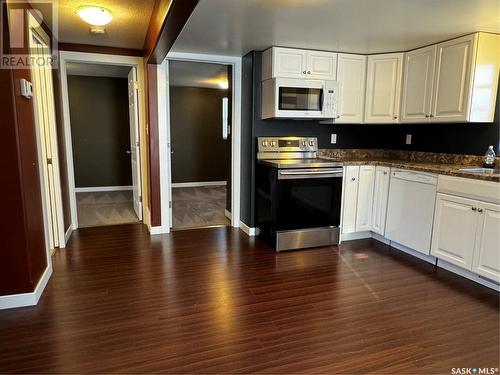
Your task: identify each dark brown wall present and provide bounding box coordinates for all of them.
[170,87,231,184]
[67,76,132,187]
[0,7,47,295]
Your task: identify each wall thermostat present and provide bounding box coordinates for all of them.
[20,78,33,99]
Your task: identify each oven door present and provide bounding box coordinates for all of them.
[275,168,343,231]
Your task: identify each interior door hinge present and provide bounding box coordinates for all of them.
[138,195,142,203]
[47,158,52,165]
[134,81,139,90]
[169,201,172,208]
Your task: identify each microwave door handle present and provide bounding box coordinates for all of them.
[320,88,325,112]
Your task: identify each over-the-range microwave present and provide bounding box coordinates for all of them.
[261,78,337,119]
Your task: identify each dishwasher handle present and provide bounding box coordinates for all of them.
[391,170,437,185]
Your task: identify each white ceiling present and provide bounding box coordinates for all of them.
[66,62,131,77]
[169,60,229,89]
[53,0,156,49]
[171,0,500,56]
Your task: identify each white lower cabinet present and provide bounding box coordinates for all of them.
[371,166,390,235]
[355,166,375,231]
[431,193,500,283]
[341,166,359,234]
[473,202,500,282]
[431,194,479,269]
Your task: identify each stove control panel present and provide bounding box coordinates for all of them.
[258,137,317,153]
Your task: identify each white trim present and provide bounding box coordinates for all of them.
[149,225,170,235]
[388,239,436,264]
[172,181,227,188]
[74,185,133,193]
[239,221,256,236]
[438,259,500,291]
[0,266,53,310]
[59,51,147,230]
[340,231,372,242]
[157,62,172,234]
[225,209,232,220]
[63,225,73,246]
[165,52,242,229]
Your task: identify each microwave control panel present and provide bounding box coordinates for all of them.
[323,80,338,118]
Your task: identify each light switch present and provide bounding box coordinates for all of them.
[331,134,337,144]
[406,134,412,145]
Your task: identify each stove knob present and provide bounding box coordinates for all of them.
[309,140,315,146]
[262,141,268,147]
[301,141,307,147]
[270,141,276,147]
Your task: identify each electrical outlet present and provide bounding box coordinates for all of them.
[331,134,337,144]
[406,134,412,145]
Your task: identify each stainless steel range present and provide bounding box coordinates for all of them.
[256,137,343,251]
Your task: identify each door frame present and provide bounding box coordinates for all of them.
[157,52,242,231]
[59,51,148,229]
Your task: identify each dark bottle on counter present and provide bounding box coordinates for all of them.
[483,145,496,169]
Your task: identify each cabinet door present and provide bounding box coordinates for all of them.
[401,45,436,123]
[306,51,337,80]
[342,166,359,233]
[431,193,479,270]
[336,54,367,123]
[273,48,307,79]
[364,53,404,123]
[472,202,500,282]
[431,34,476,122]
[371,166,390,235]
[355,166,375,232]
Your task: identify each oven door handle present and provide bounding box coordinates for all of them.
[278,169,343,179]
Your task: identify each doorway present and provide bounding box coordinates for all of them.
[59,53,147,230]
[168,60,232,229]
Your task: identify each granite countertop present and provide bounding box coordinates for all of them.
[316,150,500,182]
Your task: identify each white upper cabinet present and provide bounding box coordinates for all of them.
[336,53,367,123]
[472,202,500,283]
[306,50,337,80]
[364,53,404,123]
[371,166,390,235]
[400,45,437,123]
[431,35,475,122]
[355,166,375,232]
[262,47,337,81]
[431,33,499,123]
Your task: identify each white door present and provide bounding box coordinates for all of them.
[355,166,375,232]
[364,53,404,123]
[306,51,337,80]
[401,45,436,123]
[128,67,143,220]
[341,166,359,233]
[431,193,478,269]
[336,54,366,123]
[431,34,475,122]
[472,202,500,282]
[29,24,64,249]
[371,166,390,235]
[273,47,307,79]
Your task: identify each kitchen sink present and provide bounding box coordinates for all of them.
[459,167,495,174]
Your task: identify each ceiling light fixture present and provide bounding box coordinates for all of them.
[76,5,113,26]
[218,80,229,89]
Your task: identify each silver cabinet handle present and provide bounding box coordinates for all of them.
[302,71,306,74]
[383,171,388,175]
[307,71,311,74]
[478,208,483,213]
[472,207,477,211]
[351,177,356,181]
[126,150,131,154]
[425,114,429,118]
[429,114,434,118]
[393,115,398,119]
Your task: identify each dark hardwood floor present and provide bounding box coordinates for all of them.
[0,224,498,374]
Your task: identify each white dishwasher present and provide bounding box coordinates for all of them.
[385,169,438,255]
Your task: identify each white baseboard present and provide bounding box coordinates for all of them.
[340,231,372,242]
[62,225,73,248]
[75,185,133,193]
[388,240,436,264]
[225,209,231,220]
[438,259,500,291]
[150,225,170,235]
[239,221,257,236]
[172,181,227,188]
[0,266,53,310]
